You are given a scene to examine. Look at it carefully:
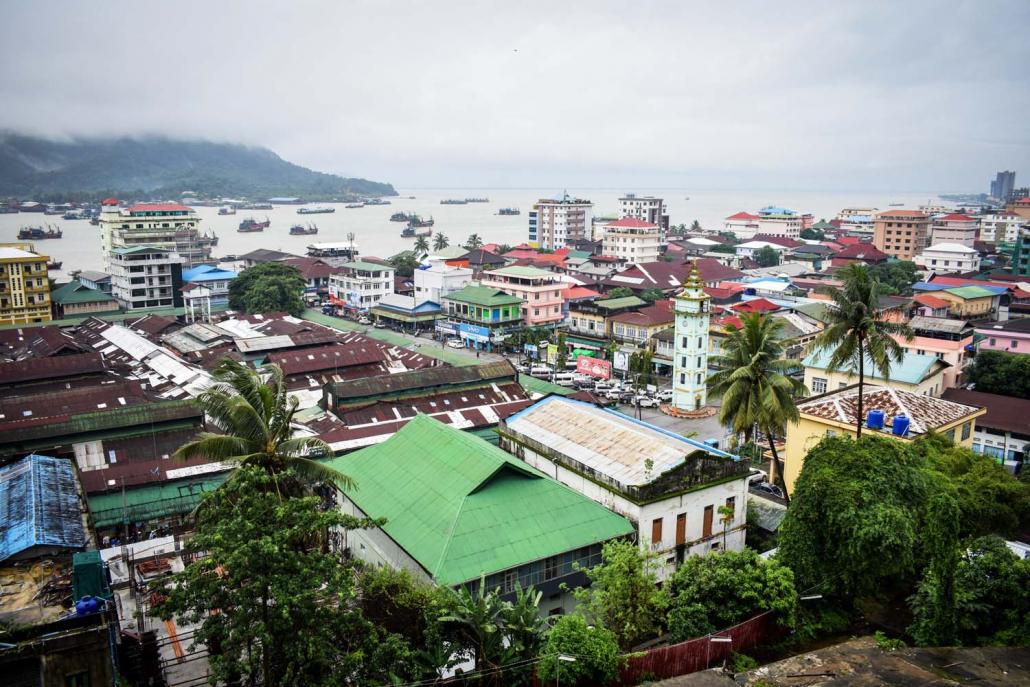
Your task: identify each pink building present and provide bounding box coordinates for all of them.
[481,265,566,326]
[894,334,972,392]
[975,319,1030,355]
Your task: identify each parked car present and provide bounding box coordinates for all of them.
[748,469,768,485]
[446,338,465,349]
[373,320,387,328]
[751,482,784,498]
[358,316,372,325]
[655,389,673,402]
[604,388,624,400]
[634,395,658,408]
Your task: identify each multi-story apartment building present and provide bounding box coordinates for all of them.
[601,217,662,264]
[106,245,183,310]
[930,213,978,247]
[914,243,981,274]
[619,194,668,233]
[990,170,1016,201]
[480,265,565,326]
[527,192,593,249]
[413,261,472,304]
[837,207,879,220]
[1012,225,1030,276]
[723,211,760,240]
[978,213,1024,243]
[328,261,395,312]
[440,285,523,350]
[0,244,51,324]
[755,206,802,240]
[872,209,931,260]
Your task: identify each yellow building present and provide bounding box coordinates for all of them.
[802,348,949,397]
[0,244,52,325]
[934,286,999,319]
[784,384,985,495]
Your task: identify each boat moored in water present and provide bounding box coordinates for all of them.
[297,206,336,215]
[238,217,270,232]
[289,223,319,235]
[18,225,62,240]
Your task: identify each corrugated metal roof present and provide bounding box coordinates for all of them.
[0,454,86,563]
[0,352,106,385]
[503,397,737,489]
[798,384,982,436]
[803,347,945,385]
[328,360,516,402]
[324,415,632,584]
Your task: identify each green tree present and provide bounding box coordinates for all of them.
[690,219,702,233]
[390,252,421,277]
[907,488,961,646]
[465,233,484,250]
[174,359,353,493]
[606,287,635,299]
[707,313,805,495]
[753,245,780,267]
[555,330,568,370]
[710,243,736,254]
[778,434,932,596]
[800,227,826,241]
[414,235,430,254]
[639,287,665,303]
[868,260,920,296]
[433,232,450,251]
[573,539,666,650]
[809,263,913,437]
[154,467,415,686]
[965,350,1030,399]
[910,536,1030,647]
[537,615,620,687]
[665,549,797,642]
[228,262,307,316]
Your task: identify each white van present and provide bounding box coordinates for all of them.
[529,365,551,377]
[552,372,578,387]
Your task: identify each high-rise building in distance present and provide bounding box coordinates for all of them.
[990,170,1016,201]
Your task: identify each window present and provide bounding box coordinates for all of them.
[961,422,971,440]
[676,513,686,546]
[725,496,736,519]
[679,373,685,384]
[66,674,90,687]
[543,556,559,580]
[812,377,827,394]
[703,505,714,538]
[651,518,663,546]
[502,570,517,594]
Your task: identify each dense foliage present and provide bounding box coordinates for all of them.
[639,287,665,303]
[155,467,416,686]
[390,252,421,277]
[965,350,1030,399]
[607,286,635,299]
[868,260,920,296]
[800,227,826,241]
[538,615,621,687]
[228,262,308,316]
[754,245,780,267]
[0,133,396,199]
[665,549,797,641]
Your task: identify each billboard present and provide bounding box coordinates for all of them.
[613,350,630,372]
[576,356,611,380]
[458,323,491,343]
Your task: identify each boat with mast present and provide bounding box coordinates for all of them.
[289,223,319,235]
[238,217,270,232]
[18,225,62,240]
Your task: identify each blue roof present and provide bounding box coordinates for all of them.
[0,454,86,563]
[758,206,798,216]
[803,347,942,385]
[913,282,950,291]
[183,265,237,282]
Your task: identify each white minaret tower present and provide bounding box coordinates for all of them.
[671,262,711,413]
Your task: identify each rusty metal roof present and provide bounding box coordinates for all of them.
[327,360,516,402]
[797,384,983,436]
[0,352,106,386]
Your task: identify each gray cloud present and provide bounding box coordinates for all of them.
[2,0,1027,191]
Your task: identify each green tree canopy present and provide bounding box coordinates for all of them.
[754,245,780,267]
[155,467,417,686]
[665,549,797,641]
[800,227,826,241]
[573,539,666,650]
[639,287,665,303]
[413,235,430,254]
[537,615,621,687]
[965,350,1030,399]
[606,286,635,299]
[868,260,920,296]
[228,262,307,316]
[709,243,736,254]
[464,233,484,250]
[390,252,421,277]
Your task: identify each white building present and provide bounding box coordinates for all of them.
[837,207,879,220]
[619,194,668,233]
[498,396,750,580]
[601,217,663,264]
[838,214,875,235]
[328,260,394,312]
[979,213,1024,243]
[734,240,784,259]
[930,213,978,247]
[724,211,761,240]
[914,243,981,274]
[413,261,472,305]
[672,263,711,413]
[528,191,593,249]
[755,207,802,240]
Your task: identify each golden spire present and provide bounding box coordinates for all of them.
[683,260,703,289]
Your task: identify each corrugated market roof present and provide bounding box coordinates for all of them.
[327,360,516,402]
[0,454,86,563]
[324,415,633,584]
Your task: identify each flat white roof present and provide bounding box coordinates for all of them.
[0,247,39,259]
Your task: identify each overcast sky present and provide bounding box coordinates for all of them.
[2,1,1028,191]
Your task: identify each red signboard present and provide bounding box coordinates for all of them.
[576,355,611,380]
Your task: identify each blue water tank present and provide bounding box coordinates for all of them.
[892,414,910,437]
[867,409,885,430]
[704,438,719,449]
[744,288,757,296]
[75,596,100,616]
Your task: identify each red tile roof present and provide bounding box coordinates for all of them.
[127,203,194,213]
[732,298,780,313]
[608,217,657,228]
[609,300,675,327]
[726,211,760,221]
[914,293,952,309]
[834,243,890,261]
[564,285,602,300]
[280,256,342,280]
[836,236,862,245]
[715,315,744,330]
[603,259,744,291]
[939,213,974,221]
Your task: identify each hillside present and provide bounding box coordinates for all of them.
[0,134,397,200]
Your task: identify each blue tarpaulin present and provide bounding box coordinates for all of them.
[0,454,86,563]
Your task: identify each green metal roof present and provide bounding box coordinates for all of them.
[793,302,829,323]
[51,280,117,305]
[802,347,944,385]
[88,474,227,527]
[518,372,577,397]
[595,296,646,310]
[488,265,556,278]
[326,415,631,584]
[341,261,392,272]
[444,285,523,307]
[431,246,470,259]
[944,285,997,299]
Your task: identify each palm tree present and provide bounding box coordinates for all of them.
[690,219,702,232]
[707,313,806,495]
[717,504,734,550]
[464,233,483,250]
[413,235,430,255]
[175,359,354,495]
[433,232,450,251]
[810,263,914,437]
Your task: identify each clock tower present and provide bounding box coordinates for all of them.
[670,262,712,414]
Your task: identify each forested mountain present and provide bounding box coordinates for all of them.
[0,134,396,200]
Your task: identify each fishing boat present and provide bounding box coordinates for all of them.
[18,225,62,240]
[408,214,435,228]
[290,223,319,235]
[46,260,62,270]
[238,217,270,232]
[297,206,336,215]
[496,208,520,216]
[390,212,412,222]
[400,225,432,238]
[465,197,489,203]
[440,199,467,205]
[218,206,236,215]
